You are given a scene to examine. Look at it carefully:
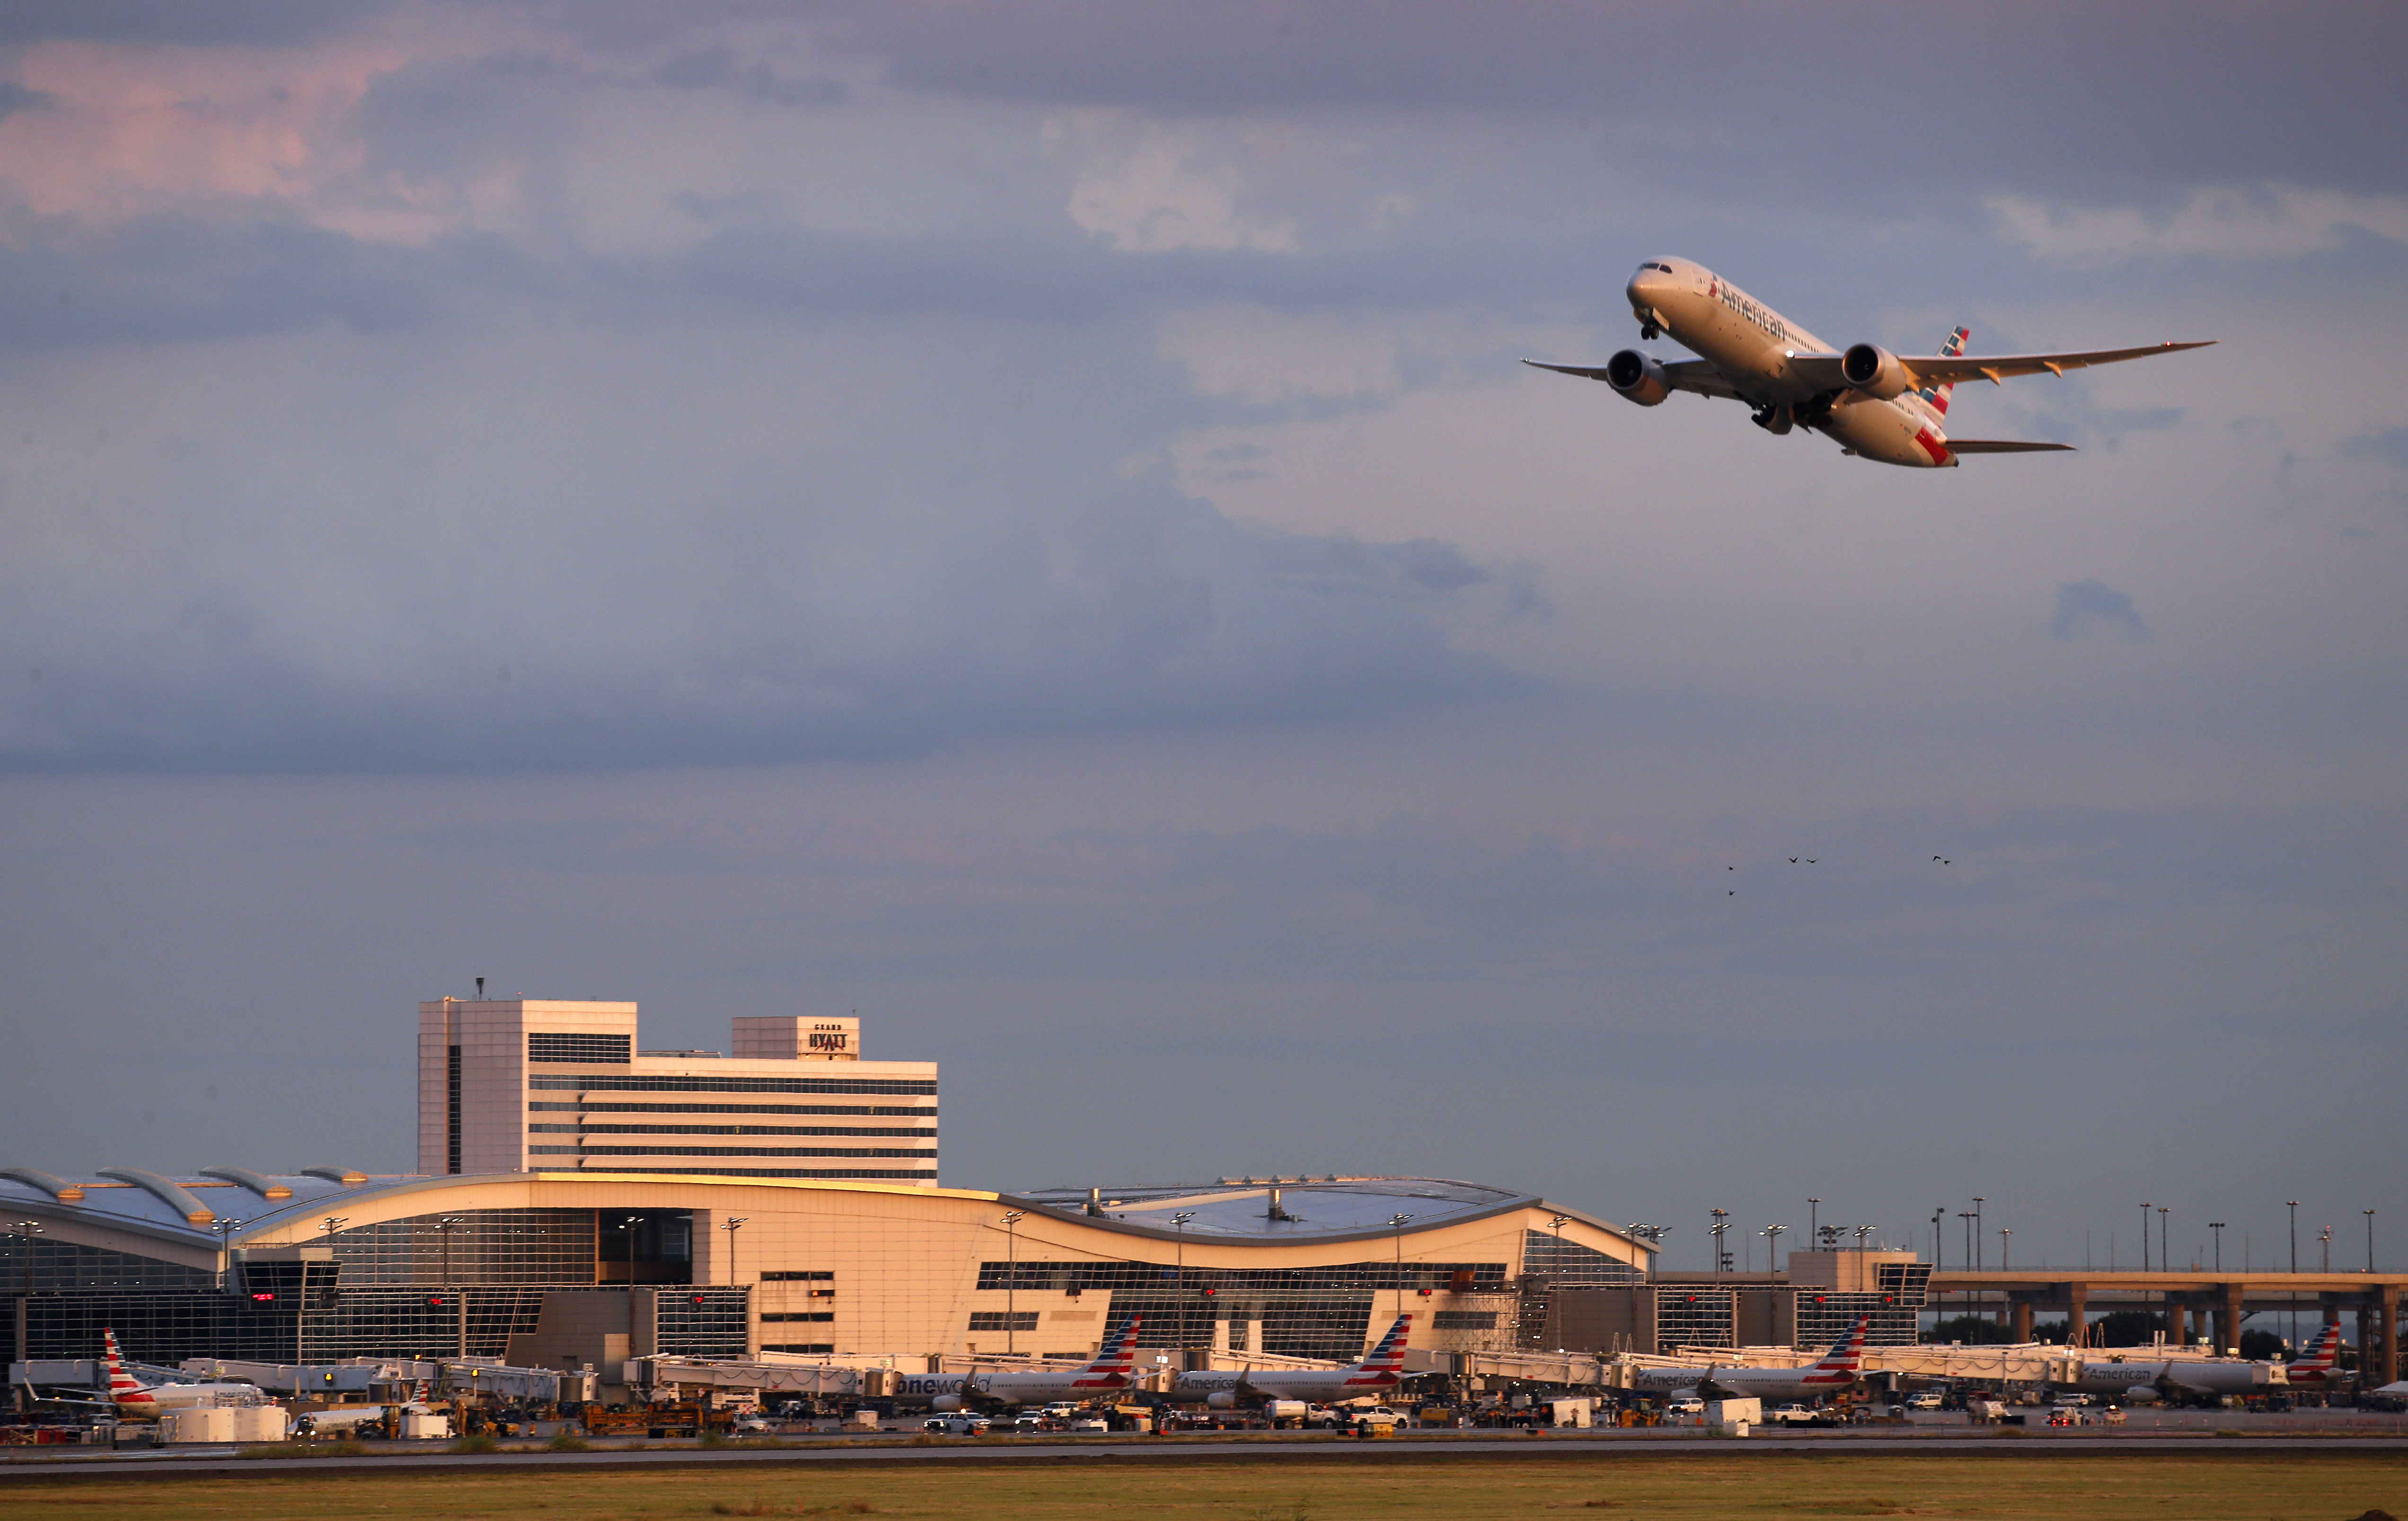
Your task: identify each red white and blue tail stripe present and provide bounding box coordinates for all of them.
[1343,1314,1412,1386]
[104,1327,155,1409]
[2286,1323,2343,1381]
[1800,1318,1870,1385]
[1921,327,1970,416]
[1070,1316,1142,1388]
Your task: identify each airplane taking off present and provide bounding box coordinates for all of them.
[1627,1318,1870,1403]
[899,1316,1145,1410]
[1526,257,2213,467]
[1173,1314,1414,1408]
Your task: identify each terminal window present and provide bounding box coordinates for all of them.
[1432,1310,1500,1329]
[764,1343,835,1354]
[761,1270,835,1282]
[528,1033,633,1064]
[761,1311,836,1323]
[968,1312,1040,1331]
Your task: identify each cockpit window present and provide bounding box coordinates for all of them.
[1640,262,1674,274]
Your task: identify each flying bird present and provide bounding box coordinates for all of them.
[1789,857,1799,864]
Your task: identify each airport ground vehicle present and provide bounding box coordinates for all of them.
[1905,1389,1945,1410]
[2053,1392,2091,1407]
[1069,1415,1109,1432]
[1767,1403,1815,1425]
[1350,1406,1406,1429]
[922,1414,991,1435]
[1662,1397,1705,1417]
[582,1403,733,1439]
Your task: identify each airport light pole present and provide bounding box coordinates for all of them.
[2321,1225,2331,1274]
[1931,1209,1945,1273]
[1958,1213,1975,1275]
[2367,1210,2377,1273]
[2208,1222,2224,1273]
[1808,1200,1820,1254]
[1972,1198,1985,1272]
[2288,1200,2301,1353]
[997,1211,1023,1356]
[2140,1203,2151,1274]
[1999,1229,2010,1273]
[1710,1210,1729,1282]
[2158,1207,2170,1275]
[1391,1214,1416,1327]
[9,1220,40,1371]
[719,1215,747,1286]
[1764,1224,1786,1274]
[207,1216,241,1292]
[1171,1211,1194,1346]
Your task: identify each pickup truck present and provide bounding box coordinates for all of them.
[1767,1404,1816,1425]
[1349,1406,1406,1429]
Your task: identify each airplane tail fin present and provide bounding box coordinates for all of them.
[103,1327,146,1400]
[1078,1316,1142,1380]
[2290,1323,2342,1372]
[1812,1318,1870,1375]
[1355,1314,1411,1374]
[1923,327,1971,416]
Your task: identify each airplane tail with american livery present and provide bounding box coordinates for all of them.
[1069,1315,1143,1389]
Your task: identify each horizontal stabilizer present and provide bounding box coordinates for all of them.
[1945,440,2074,454]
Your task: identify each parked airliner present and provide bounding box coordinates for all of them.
[1526,257,2212,467]
[1173,1314,1413,1408]
[1627,1318,1869,1403]
[901,1316,1144,1410]
[99,1327,266,1416]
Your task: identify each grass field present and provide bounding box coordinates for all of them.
[1,1453,2403,1521]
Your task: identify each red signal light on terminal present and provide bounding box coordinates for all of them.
[1198,1287,1216,1297]
[425,1295,449,1308]
[691,1294,706,1305]
[250,1291,275,1302]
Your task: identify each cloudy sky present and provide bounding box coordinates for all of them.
[2,1,2402,1275]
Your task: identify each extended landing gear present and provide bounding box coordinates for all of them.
[1750,402,1794,435]
[1639,323,1660,340]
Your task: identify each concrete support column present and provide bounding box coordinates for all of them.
[2011,1298,2033,1344]
[2217,1282,2246,1355]
[2165,1298,2186,1345]
[2066,1283,2089,1348]
[2379,1286,2400,1386]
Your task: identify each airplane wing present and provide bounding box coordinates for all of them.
[1522,357,1747,401]
[1784,340,2213,391]
[1944,440,2074,454]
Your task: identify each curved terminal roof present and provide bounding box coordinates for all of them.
[1008,1176,1639,1251]
[0,1168,388,1249]
[2,1167,1640,1260]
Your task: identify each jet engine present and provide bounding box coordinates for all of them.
[2118,1385,2161,1403]
[1605,349,1671,406]
[930,1395,963,1412]
[1205,1391,1238,1409]
[1841,344,1913,399]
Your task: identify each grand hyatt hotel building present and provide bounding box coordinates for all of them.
[420,999,939,1185]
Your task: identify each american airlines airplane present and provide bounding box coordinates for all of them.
[1173,1314,1413,1408]
[1526,257,2213,467]
[901,1316,1144,1410]
[1627,1318,1869,1403]
[99,1327,266,1416]
[2279,1323,2345,1389]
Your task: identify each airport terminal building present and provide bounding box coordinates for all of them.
[0,1167,1652,1388]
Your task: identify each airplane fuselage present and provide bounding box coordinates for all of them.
[1626,258,1958,468]
[1628,1363,1856,1403]
[1172,1365,1405,1407]
[894,1369,1130,1409]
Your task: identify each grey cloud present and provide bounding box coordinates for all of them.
[651,46,846,107]
[2342,426,2408,471]
[1,479,1519,773]
[0,0,392,47]
[818,0,2408,197]
[2051,579,2145,641]
[0,215,532,350]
